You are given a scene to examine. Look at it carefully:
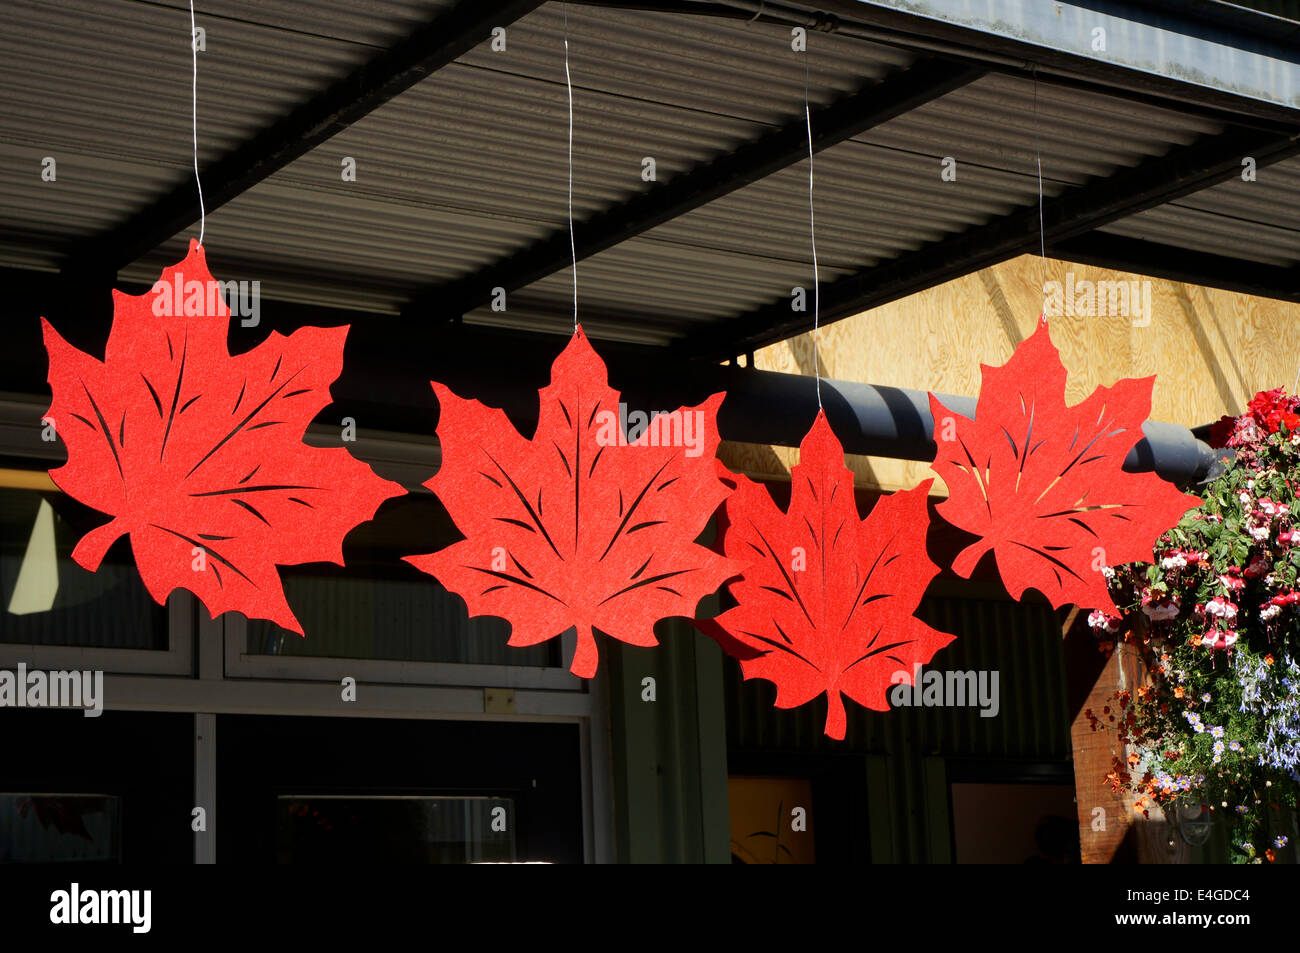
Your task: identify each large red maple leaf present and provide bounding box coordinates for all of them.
[41,240,404,632]
[700,412,955,740]
[929,319,1200,615]
[405,326,737,677]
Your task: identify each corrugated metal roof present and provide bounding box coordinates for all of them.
[0,0,1294,348]
[0,0,461,262]
[1099,154,1300,267]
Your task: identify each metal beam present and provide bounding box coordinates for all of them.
[400,58,985,320]
[1048,233,1300,303]
[585,0,1300,135]
[65,0,546,275]
[684,125,1300,359]
[812,0,1300,125]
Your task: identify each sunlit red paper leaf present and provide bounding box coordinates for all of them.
[929,319,1200,615]
[405,326,737,677]
[699,411,955,739]
[41,240,404,633]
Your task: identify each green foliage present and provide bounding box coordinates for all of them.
[1085,398,1300,863]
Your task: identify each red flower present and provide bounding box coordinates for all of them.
[1247,387,1300,434]
[1207,414,1236,449]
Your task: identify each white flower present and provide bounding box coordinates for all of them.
[1087,609,1121,633]
[1239,489,1254,505]
[1258,498,1278,516]
[1261,604,1282,621]
[1100,565,1115,580]
[1161,553,1188,570]
[1201,629,1239,650]
[1142,602,1181,622]
[1205,596,1238,620]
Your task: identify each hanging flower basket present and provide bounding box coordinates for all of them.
[1084,388,1300,863]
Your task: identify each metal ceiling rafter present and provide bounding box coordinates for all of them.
[683,125,1300,359]
[1047,233,1300,303]
[63,0,546,277]
[578,0,1300,135]
[812,0,1300,126]
[399,57,986,321]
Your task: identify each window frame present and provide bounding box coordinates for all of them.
[0,395,194,674]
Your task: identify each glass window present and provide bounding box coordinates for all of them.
[245,494,558,667]
[728,776,816,864]
[276,795,516,863]
[0,793,121,862]
[950,782,1079,863]
[0,480,167,650]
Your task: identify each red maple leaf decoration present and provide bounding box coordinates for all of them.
[405,326,737,677]
[700,411,955,739]
[929,319,1200,615]
[41,240,404,632]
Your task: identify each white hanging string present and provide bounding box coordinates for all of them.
[189,0,205,246]
[1032,70,1046,322]
[804,48,822,409]
[564,3,577,330]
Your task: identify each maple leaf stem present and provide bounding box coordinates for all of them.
[570,625,599,678]
[951,538,993,579]
[825,689,847,741]
[70,518,128,572]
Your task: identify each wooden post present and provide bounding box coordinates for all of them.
[1063,612,1187,863]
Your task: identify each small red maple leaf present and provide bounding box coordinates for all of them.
[17,796,95,841]
[41,240,404,632]
[700,411,955,740]
[406,326,738,677]
[928,319,1200,615]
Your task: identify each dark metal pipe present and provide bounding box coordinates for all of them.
[608,360,1217,488]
